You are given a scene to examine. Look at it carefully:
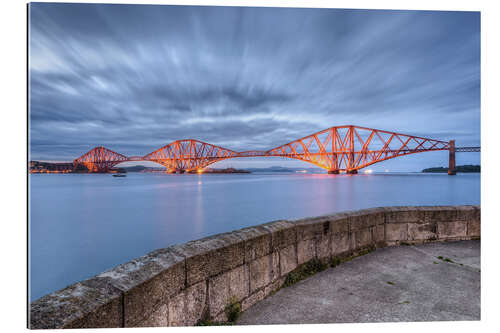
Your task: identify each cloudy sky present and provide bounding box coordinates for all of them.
[28,3,480,171]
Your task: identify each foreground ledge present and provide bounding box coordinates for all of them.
[29,205,480,329]
[236,240,480,324]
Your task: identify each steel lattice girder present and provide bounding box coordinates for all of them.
[72,125,477,172]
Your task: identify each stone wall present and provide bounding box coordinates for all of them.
[29,205,480,329]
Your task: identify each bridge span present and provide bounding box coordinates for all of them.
[72,125,479,175]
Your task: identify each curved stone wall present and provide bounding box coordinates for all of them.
[29,205,480,329]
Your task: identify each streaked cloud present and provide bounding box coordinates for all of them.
[28,4,480,170]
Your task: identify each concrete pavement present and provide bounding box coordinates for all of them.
[237,240,480,325]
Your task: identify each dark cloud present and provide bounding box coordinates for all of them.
[28,4,480,170]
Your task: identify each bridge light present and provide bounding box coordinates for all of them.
[72,127,467,174]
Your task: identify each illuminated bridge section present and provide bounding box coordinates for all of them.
[71,125,479,174]
[265,126,450,173]
[73,146,128,173]
[143,139,238,173]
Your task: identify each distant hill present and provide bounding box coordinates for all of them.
[422,165,480,173]
[121,166,250,173]
[121,165,165,172]
[203,168,250,174]
[243,166,325,173]
[116,165,326,173]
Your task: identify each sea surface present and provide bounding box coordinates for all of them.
[29,172,480,301]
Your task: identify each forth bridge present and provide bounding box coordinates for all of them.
[71,125,479,175]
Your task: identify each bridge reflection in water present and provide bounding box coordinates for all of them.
[72,125,480,175]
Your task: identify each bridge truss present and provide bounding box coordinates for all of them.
[73,146,129,173]
[264,125,450,173]
[71,125,478,173]
[144,140,238,173]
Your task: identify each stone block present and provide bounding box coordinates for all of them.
[373,224,385,244]
[331,232,350,256]
[184,281,208,326]
[348,214,366,231]
[424,206,457,222]
[362,207,387,222]
[208,265,249,317]
[30,278,123,329]
[467,219,481,237]
[233,226,272,262]
[151,284,206,327]
[248,252,279,293]
[213,311,228,323]
[385,223,408,241]
[297,239,315,265]
[329,213,350,234]
[136,304,168,328]
[349,209,385,231]
[167,292,185,326]
[315,234,332,261]
[438,221,467,238]
[408,222,437,241]
[241,289,265,312]
[260,220,296,251]
[171,231,245,286]
[456,205,478,221]
[472,205,481,219]
[263,276,286,297]
[359,227,373,247]
[229,264,250,300]
[385,206,425,223]
[349,230,358,251]
[279,244,297,276]
[96,247,184,327]
[292,216,331,241]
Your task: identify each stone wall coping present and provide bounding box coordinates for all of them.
[96,247,184,292]
[30,277,123,329]
[170,230,243,258]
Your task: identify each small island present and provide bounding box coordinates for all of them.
[28,162,251,174]
[120,166,250,173]
[422,165,480,173]
[123,166,250,174]
[199,167,250,174]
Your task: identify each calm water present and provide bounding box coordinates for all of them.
[29,172,480,301]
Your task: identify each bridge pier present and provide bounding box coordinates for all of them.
[346,170,358,174]
[448,140,456,176]
[328,170,339,174]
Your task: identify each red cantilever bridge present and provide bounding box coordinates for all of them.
[73,125,479,175]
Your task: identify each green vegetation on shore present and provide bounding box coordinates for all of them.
[422,165,480,173]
